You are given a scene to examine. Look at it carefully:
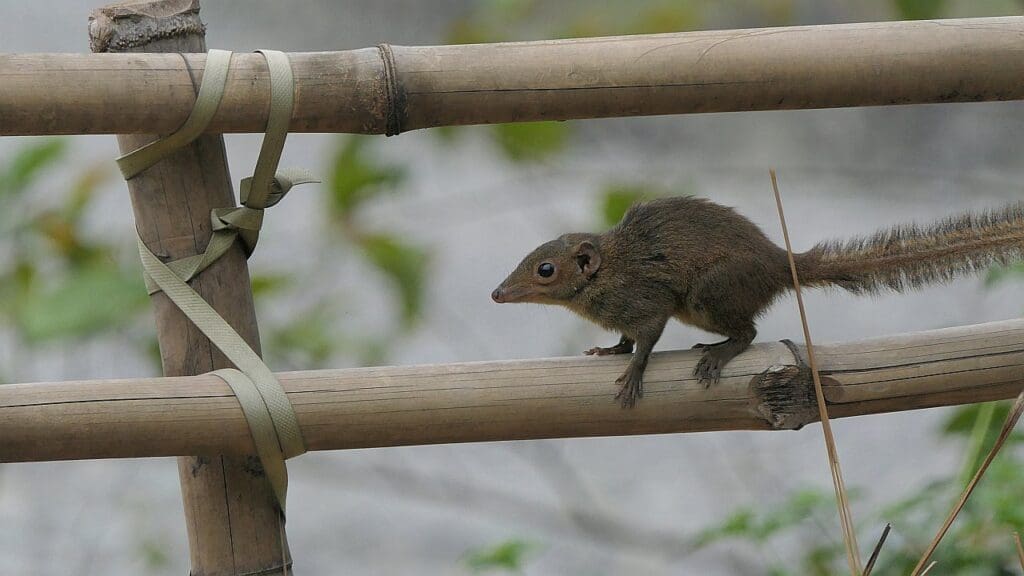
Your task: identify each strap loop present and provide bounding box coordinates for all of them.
[117,49,233,180]
[131,50,318,292]
[210,368,291,509]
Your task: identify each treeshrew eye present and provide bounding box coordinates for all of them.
[537,262,555,277]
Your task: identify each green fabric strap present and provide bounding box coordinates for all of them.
[117,49,234,180]
[138,238,304,510]
[119,49,314,513]
[210,368,291,510]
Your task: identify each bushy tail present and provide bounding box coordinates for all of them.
[796,203,1024,294]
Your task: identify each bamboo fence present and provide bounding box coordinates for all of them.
[4,318,1023,463]
[3,16,1024,136]
[1,1,1023,573]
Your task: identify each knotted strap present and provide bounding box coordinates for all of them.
[119,49,318,294]
[117,49,312,513]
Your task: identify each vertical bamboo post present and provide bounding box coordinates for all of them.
[88,1,290,574]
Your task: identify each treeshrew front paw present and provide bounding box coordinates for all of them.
[614,369,643,408]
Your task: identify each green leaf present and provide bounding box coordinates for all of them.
[487,0,537,20]
[492,121,569,163]
[250,273,294,299]
[0,139,67,197]
[353,336,390,367]
[444,0,535,45]
[892,0,946,20]
[633,4,702,34]
[328,136,406,219]
[31,211,108,265]
[599,183,663,226]
[943,401,1014,436]
[693,489,834,548]
[267,304,338,369]
[14,264,147,342]
[64,161,111,222]
[984,262,1024,287]
[429,125,462,144]
[977,458,1024,527]
[359,234,429,327]
[10,260,37,292]
[465,539,532,572]
[876,478,947,521]
[693,509,755,547]
[139,538,171,568]
[446,16,504,45]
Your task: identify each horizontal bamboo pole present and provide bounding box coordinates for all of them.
[2,319,1022,463]
[3,17,1024,136]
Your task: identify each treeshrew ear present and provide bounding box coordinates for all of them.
[574,241,601,277]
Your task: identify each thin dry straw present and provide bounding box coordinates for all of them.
[770,169,862,575]
[861,523,891,576]
[1014,532,1024,571]
[919,561,938,576]
[911,389,1024,575]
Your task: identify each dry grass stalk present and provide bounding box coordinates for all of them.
[911,390,1024,575]
[861,523,891,576]
[770,170,862,574]
[1013,531,1024,571]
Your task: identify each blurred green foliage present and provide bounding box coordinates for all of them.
[360,234,429,327]
[985,262,1024,287]
[694,489,836,548]
[0,139,148,357]
[491,122,569,163]
[15,263,145,342]
[893,0,948,19]
[464,539,534,573]
[0,139,66,198]
[0,133,431,379]
[328,135,406,218]
[327,134,430,329]
[138,538,172,570]
[266,304,339,368]
[599,183,665,226]
[692,454,1024,573]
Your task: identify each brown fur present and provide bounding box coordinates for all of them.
[798,202,1024,293]
[493,196,1024,407]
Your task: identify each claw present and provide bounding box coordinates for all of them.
[585,340,634,356]
[696,356,720,387]
[614,370,643,408]
[693,346,726,388]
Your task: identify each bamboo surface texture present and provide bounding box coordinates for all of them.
[3,16,1024,135]
[4,318,1023,464]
